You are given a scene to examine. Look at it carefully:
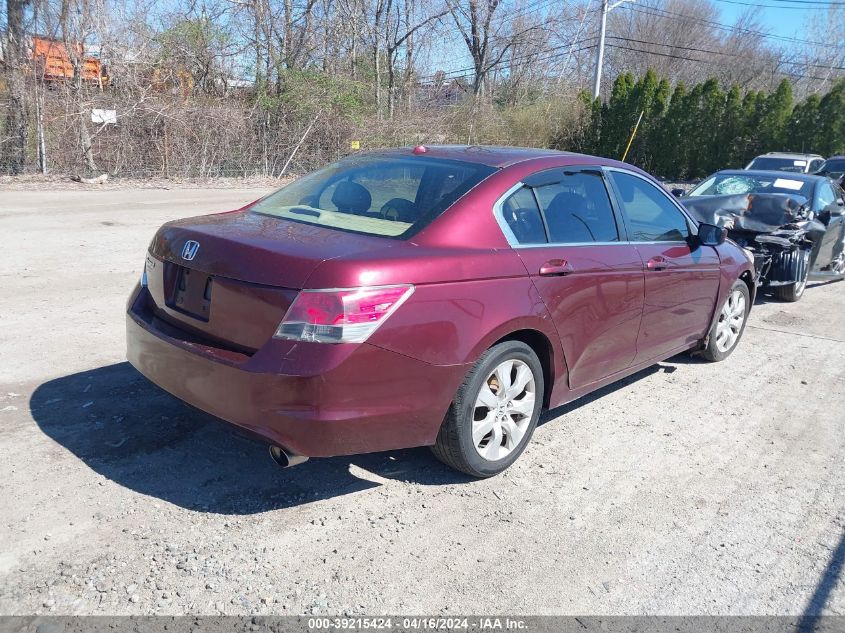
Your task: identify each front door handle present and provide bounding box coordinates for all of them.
[539,259,574,276]
[646,256,668,271]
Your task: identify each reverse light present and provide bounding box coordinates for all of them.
[140,260,148,287]
[274,285,414,344]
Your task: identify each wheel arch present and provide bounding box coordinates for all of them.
[490,329,556,409]
[739,269,756,304]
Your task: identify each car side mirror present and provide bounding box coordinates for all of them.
[698,222,727,246]
[671,188,685,198]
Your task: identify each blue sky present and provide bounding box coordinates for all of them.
[716,2,823,40]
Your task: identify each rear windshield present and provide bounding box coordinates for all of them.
[747,157,807,172]
[689,174,813,199]
[250,155,496,238]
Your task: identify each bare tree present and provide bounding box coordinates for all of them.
[383,0,446,116]
[445,0,505,96]
[2,0,30,173]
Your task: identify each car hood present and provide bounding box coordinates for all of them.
[682,193,811,233]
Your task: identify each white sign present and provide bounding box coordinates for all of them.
[793,160,807,166]
[91,109,117,125]
[773,178,804,191]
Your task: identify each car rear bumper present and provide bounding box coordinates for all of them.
[126,286,468,457]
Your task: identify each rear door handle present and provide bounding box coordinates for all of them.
[646,256,668,271]
[539,259,574,276]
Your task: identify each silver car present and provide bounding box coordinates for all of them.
[745,152,825,174]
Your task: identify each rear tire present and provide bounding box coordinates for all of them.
[431,340,544,478]
[701,280,750,362]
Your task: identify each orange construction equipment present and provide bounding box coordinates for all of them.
[31,36,107,84]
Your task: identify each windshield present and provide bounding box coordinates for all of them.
[818,159,845,176]
[250,155,496,238]
[688,174,813,199]
[746,156,807,172]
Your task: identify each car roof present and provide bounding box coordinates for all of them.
[717,169,822,183]
[823,155,845,161]
[754,152,824,159]
[370,145,599,168]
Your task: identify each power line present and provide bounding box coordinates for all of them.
[759,0,845,4]
[623,2,845,50]
[607,35,735,58]
[766,0,845,6]
[604,41,839,81]
[417,36,598,83]
[495,0,558,23]
[606,34,845,70]
[421,0,845,89]
[712,0,845,9]
[431,0,588,81]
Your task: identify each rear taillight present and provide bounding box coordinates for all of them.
[274,285,414,344]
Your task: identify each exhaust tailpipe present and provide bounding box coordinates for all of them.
[269,445,309,468]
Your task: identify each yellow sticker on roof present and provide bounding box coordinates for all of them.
[773,178,804,190]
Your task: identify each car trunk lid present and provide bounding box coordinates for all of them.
[144,210,395,351]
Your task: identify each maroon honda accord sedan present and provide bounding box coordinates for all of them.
[127,145,756,477]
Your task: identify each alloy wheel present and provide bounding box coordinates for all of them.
[472,359,536,461]
[794,250,811,297]
[831,251,845,276]
[714,289,747,353]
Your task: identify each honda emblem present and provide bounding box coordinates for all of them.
[181,240,200,261]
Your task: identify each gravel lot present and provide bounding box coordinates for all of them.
[0,186,843,616]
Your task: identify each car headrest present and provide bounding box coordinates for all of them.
[548,191,587,214]
[331,181,372,214]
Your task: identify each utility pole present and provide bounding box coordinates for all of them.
[592,0,635,100]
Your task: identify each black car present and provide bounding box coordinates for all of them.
[677,170,845,302]
[815,156,845,187]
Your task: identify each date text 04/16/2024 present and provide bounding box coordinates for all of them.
[307,618,528,630]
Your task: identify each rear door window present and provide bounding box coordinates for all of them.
[533,171,619,243]
[608,171,691,242]
[500,187,547,245]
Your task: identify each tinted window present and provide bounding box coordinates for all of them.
[251,156,495,238]
[818,182,836,209]
[819,159,845,177]
[533,171,619,243]
[809,159,825,172]
[609,171,690,242]
[501,187,547,244]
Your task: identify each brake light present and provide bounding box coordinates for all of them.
[274,285,414,343]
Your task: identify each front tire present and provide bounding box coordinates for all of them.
[431,340,544,478]
[829,250,845,281]
[701,280,750,362]
[773,250,810,302]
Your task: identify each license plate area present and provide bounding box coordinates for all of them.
[168,265,213,321]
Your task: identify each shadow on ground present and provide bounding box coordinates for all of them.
[29,362,477,515]
[798,528,845,626]
[31,358,685,515]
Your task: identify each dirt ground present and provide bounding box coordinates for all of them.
[0,186,843,617]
